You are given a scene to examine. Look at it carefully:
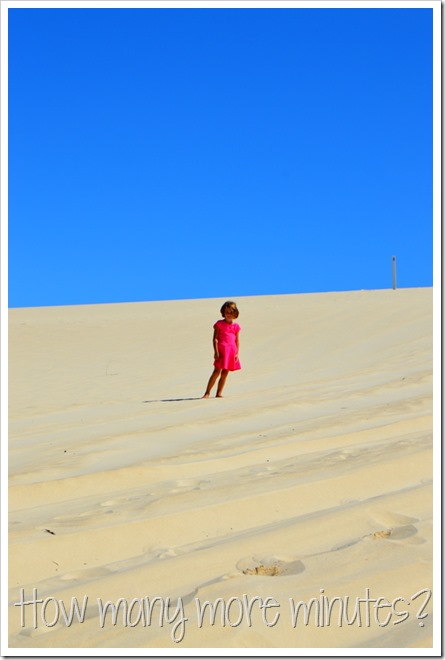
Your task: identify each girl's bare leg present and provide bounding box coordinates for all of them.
[203,368,221,398]
[216,370,229,397]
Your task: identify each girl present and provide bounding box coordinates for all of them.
[202,301,241,398]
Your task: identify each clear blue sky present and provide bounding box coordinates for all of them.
[8,5,433,308]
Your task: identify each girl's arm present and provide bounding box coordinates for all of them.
[213,328,219,358]
[235,330,240,360]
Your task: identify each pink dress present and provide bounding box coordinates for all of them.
[213,320,241,371]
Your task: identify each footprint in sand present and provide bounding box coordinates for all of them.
[371,529,392,539]
[243,565,281,576]
[169,478,208,494]
[100,493,148,507]
[157,547,178,559]
[366,510,424,544]
[237,555,305,577]
[368,524,419,542]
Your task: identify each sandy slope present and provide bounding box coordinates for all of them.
[8,288,434,650]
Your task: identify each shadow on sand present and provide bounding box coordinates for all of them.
[143,397,202,403]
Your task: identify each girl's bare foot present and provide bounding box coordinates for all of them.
[202,393,210,398]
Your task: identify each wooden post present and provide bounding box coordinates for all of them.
[392,256,397,290]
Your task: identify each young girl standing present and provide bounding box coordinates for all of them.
[202,301,241,398]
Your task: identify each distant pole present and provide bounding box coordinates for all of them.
[392,256,397,290]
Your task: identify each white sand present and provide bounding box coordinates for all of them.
[7,288,434,651]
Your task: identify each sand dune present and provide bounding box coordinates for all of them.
[8,288,434,651]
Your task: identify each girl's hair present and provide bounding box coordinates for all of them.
[220,301,239,318]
